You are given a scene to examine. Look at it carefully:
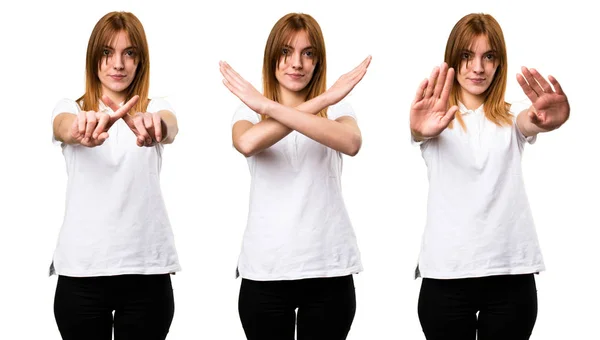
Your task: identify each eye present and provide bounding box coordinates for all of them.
[461,52,471,60]
[484,53,495,61]
[102,49,111,56]
[282,47,290,55]
[303,50,314,57]
[125,50,136,57]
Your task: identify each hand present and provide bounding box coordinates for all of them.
[219,60,270,115]
[101,96,163,147]
[410,63,458,139]
[324,55,371,105]
[70,95,139,147]
[517,67,569,131]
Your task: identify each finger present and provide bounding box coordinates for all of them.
[220,61,246,89]
[97,132,109,142]
[112,95,140,120]
[222,78,239,96]
[143,113,153,130]
[133,115,152,146]
[348,55,371,79]
[433,63,449,98]
[548,75,566,96]
[93,113,110,139]
[77,111,87,136]
[516,73,538,104]
[440,68,455,104]
[152,113,162,142]
[441,105,459,126]
[520,67,544,96]
[101,95,121,113]
[424,66,440,98]
[412,78,429,105]
[70,116,81,139]
[528,68,553,93]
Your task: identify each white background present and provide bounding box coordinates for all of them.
[0,0,597,338]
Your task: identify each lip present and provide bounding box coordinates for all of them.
[287,73,304,80]
[468,78,486,84]
[109,74,127,80]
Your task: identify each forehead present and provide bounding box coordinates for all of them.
[467,34,492,52]
[106,30,133,48]
[284,30,312,48]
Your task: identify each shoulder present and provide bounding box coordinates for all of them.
[232,104,260,125]
[53,98,81,114]
[147,97,175,113]
[508,98,531,120]
[328,100,356,121]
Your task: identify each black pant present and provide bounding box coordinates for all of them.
[239,275,356,340]
[418,274,538,340]
[54,274,174,340]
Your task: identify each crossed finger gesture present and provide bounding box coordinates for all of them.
[70,95,139,147]
[101,96,164,147]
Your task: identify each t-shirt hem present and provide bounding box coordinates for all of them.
[52,265,182,277]
[417,265,545,280]
[238,265,363,281]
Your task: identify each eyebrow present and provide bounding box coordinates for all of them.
[102,46,136,50]
[283,44,313,51]
[463,49,496,54]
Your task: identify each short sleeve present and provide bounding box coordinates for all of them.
[51,98,81,145]
[231,104,260,127]
[509,99,537,146]
[327,100,357,121]
[148,97,176,115]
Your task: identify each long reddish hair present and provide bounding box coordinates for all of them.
[445,13,512,130]
[77,11,149,114]
[261,13,327,120]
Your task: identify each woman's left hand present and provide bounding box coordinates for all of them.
[517,67,570,131]
[220,61,271,115]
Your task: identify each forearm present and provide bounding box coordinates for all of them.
[53,113,78,144]
[516,108,544,137]
[235,94,332,156]
[159,110,178,144]
[264,97,361,156]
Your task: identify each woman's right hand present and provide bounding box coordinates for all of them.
[70,95,139,147]
[410,63,458,140]
[323,55,371,106]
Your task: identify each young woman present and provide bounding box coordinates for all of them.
[220,12,371,340]
[410,13,570,340]
[50,11,180,340]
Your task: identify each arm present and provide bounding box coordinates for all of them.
[158,110,178,144]
[232,94,329,157]
[222,56,370,157]
[515,67,570,137]
[53,113,79,144]
[260,100,362,156]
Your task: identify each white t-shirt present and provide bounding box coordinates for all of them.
[415,101,545,279]
[232,102,363,281]
[50,98,181,277]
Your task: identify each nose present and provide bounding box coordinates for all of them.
[291,51,303,70]
[472,58,484,74]
[112,53,125,70]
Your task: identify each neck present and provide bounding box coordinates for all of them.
[278,86,307,108]
[102,87,127,105]
[460,90,485,111]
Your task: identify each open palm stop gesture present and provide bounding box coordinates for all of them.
[410,63,459,140]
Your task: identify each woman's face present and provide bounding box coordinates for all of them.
[97,30,138,101]
[456,34,498,104]
[275,30,316,97]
